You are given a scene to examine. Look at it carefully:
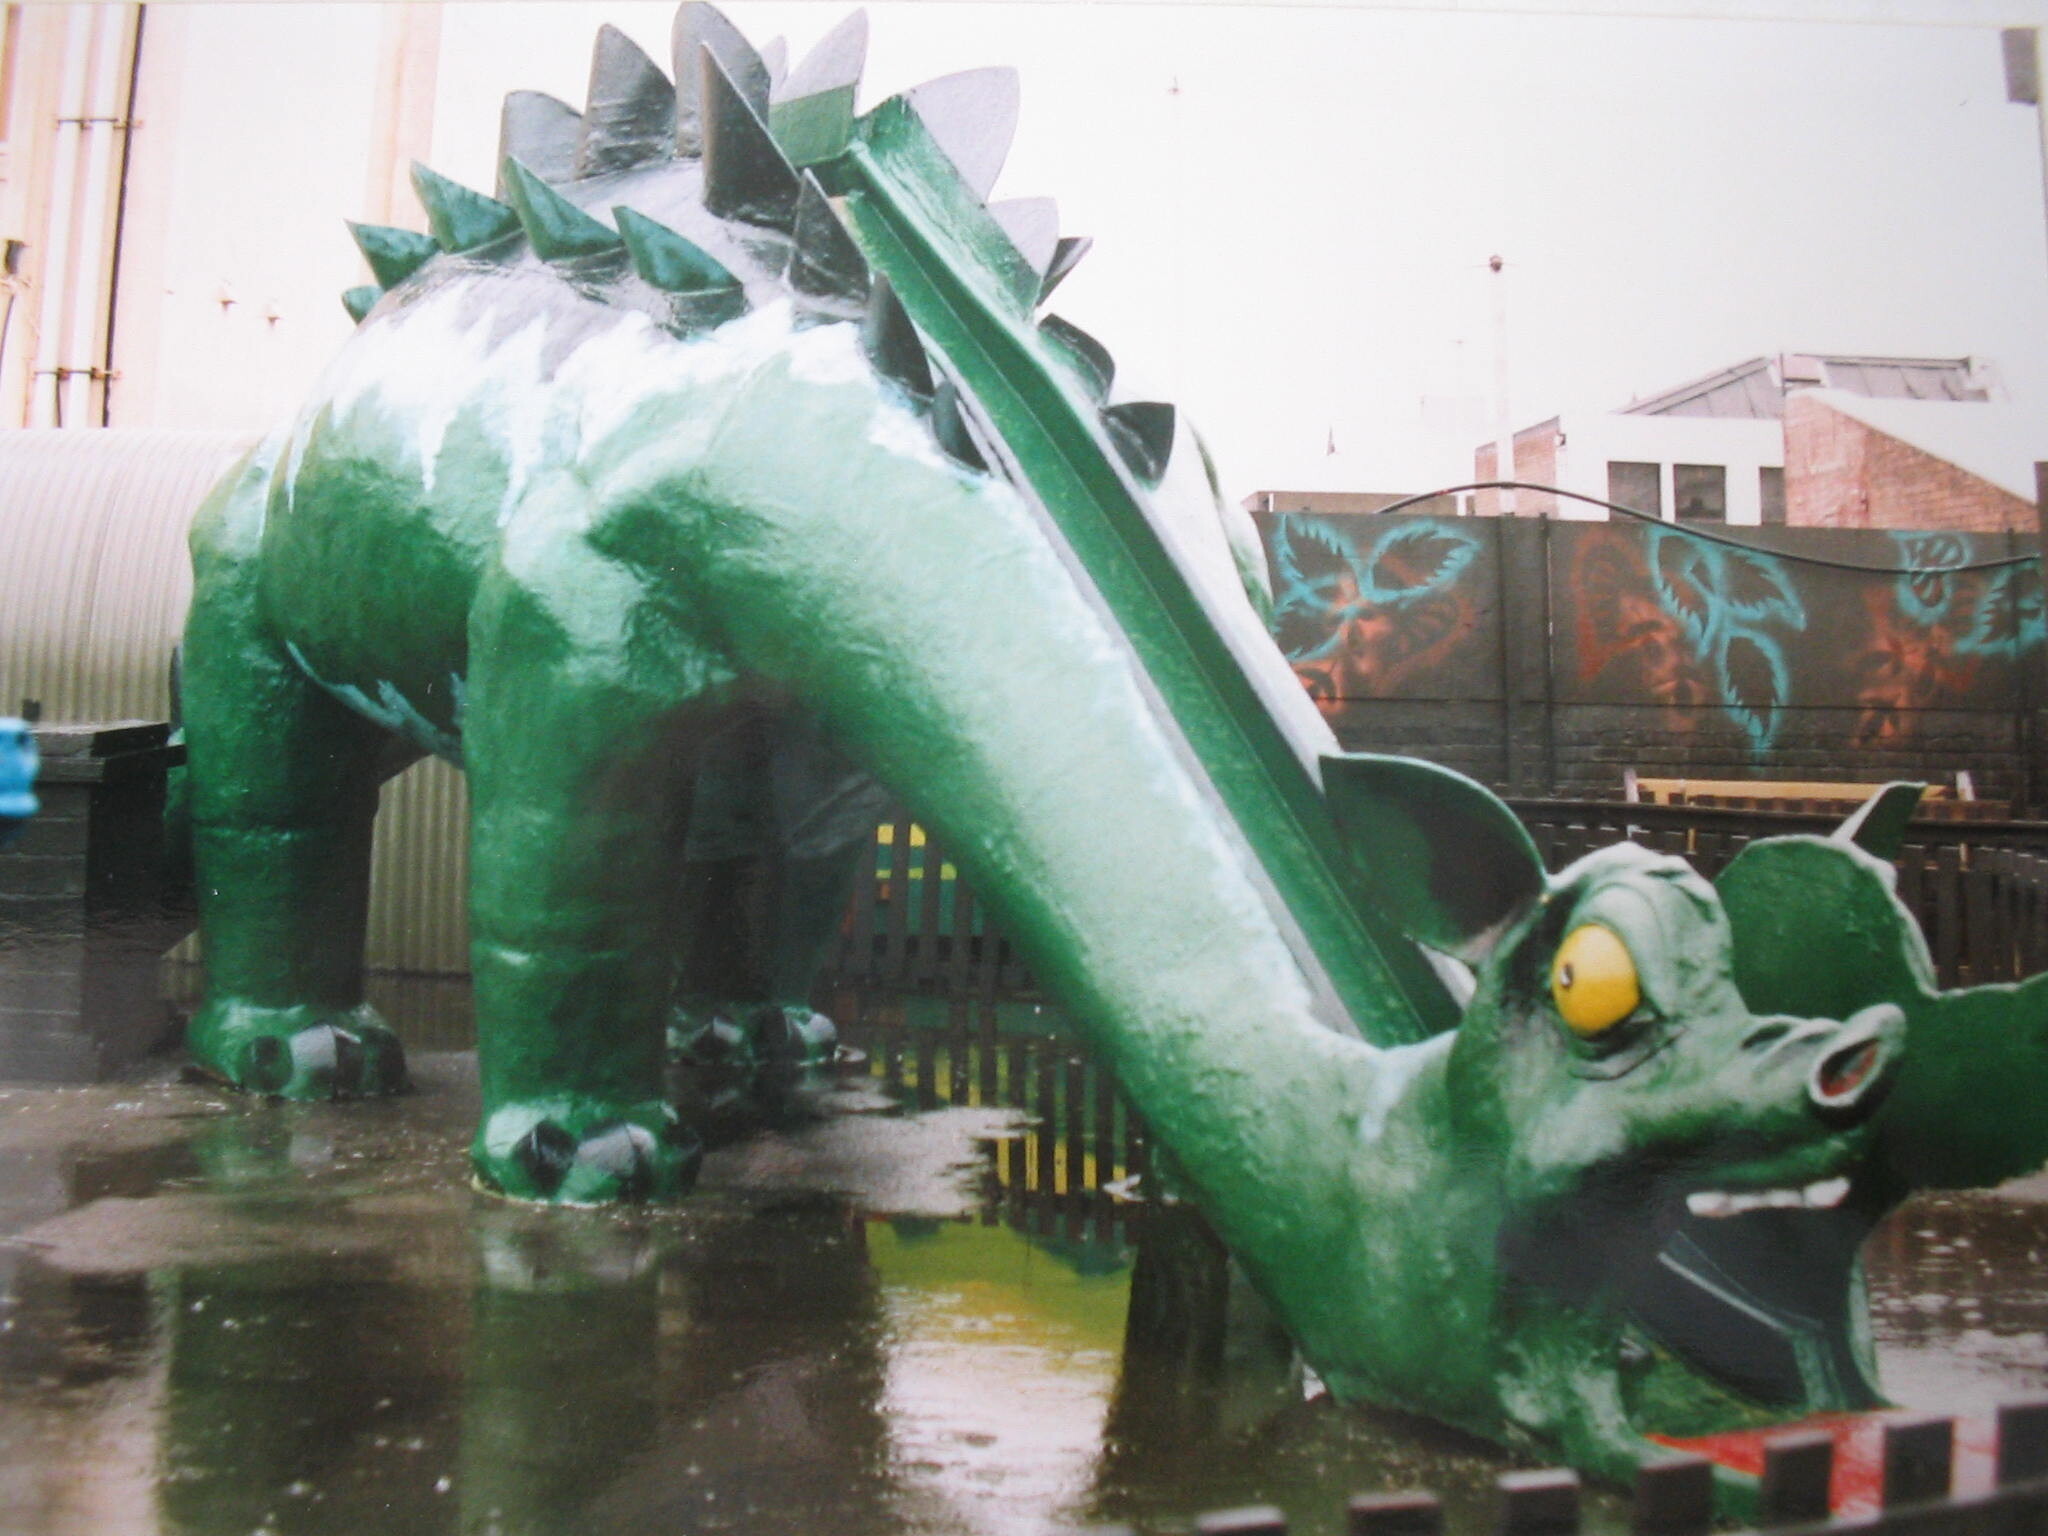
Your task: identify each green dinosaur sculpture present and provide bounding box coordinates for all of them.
[176,4,2042,1501]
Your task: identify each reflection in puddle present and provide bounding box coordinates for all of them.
[0,1050,2044,1536]
[871,1218,1129,1536]
[1865,1189,2048,1414]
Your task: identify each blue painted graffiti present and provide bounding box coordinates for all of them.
[1889,532,2045,659]
[1267,514,1482,667]
[1645,528,1808,754]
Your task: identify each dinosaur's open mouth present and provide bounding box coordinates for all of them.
[1506,1156,1884,1432]
[1622,1180,1882,1420]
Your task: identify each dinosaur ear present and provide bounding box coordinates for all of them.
[1833,782,1925,861]
[1321,753,1546,965]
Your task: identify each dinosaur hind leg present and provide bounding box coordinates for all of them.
[667,706,885,1125]
[181,469,412,1099]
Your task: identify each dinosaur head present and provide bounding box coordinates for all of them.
[1325,756,1908,1434]
[1460,840,1903,1425]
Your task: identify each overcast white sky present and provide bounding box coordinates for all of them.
[420,1,2048,498]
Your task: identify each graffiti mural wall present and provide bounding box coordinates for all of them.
[1257,512,2045,801]
[1267,515,1497,709]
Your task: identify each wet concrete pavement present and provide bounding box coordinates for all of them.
[1,1049,2044,1536]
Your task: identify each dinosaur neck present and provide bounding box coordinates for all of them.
[819,120,1454,1048]
[682,332,1391,1258]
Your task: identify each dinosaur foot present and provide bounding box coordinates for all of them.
[188,999,409,1099]
[669,1002,840,1073]
[474,1099,703,1205]
[668,1002,840,1139]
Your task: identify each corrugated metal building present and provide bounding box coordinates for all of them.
[1620,353,1996,420]
[0,428,472,973]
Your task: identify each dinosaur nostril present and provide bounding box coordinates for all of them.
[1743,1020,1793,1051]
[1818,1039,1880,1100]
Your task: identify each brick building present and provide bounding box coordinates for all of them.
[1783,390,2038,533]
[1468,353,2036,532]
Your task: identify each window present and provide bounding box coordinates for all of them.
[1759,467,1786,526]
[1607,461,1661,520]
[1673,464,1726,522]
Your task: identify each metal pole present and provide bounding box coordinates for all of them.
[2006,30,2048,267]
[1489,254,1516,516]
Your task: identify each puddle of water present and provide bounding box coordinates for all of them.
[1,1032,2044,1535]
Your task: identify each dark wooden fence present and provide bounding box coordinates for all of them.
[1510,800,2048,991]
[1162,1402,2048,1536]
[824,991,1147,1228]
[819,802,2048,1001]
[820,809,1038,999]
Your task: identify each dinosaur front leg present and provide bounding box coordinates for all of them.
[462,540,723,1204]
[181,456,408,1099]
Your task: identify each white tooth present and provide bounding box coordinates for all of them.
[1727,1191,1770,1214]
[1687,1191,1733,1217]
[1767,1187,1805,1208]
[1803,1177,1850,1209]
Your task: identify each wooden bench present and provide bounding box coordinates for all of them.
[1623,772,2008,822]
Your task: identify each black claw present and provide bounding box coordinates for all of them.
[242,1034,292,1095]
[750,1006,800,1062]
[578,1121,658,1201]
[358,1031,410,1096]
[324,1027,360,1090]
[671,1129,706,1195]
[514,1121,578,1196]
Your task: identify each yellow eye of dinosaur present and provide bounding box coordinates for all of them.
[1550,925,1640,1037]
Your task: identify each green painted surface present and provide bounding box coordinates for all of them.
[1720,831,2048,1199]
[174,3,2042,1506]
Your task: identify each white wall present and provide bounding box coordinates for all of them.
[109,4,389,430]
[1554,411,1783,525]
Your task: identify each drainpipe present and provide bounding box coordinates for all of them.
[95,4,143,425]
[27,6,91,425]
[30,4,136,428]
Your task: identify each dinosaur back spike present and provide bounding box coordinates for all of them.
[1040,234,1092,302]
[791,173,869,308]
[577,24,678,177]
[1039,315,1114,403]
[861,277,935,401]
[1103,401,1176,487]
[411,163,521,253]
[1834,783,1927,861]
[341,285,381,324]
[503,159,625,263]
[769,10,867,166]
[900,67,1019,201]
[759,37,789,93]
[932,382,988,472]
[348,221,440,290]
[673,2,768,155]
[699,46,801,230]
[497,91,583,192]
[615,205,740,295]
[781,10,868,101]
[987,197,1059,281]
[853,93,1041,317]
